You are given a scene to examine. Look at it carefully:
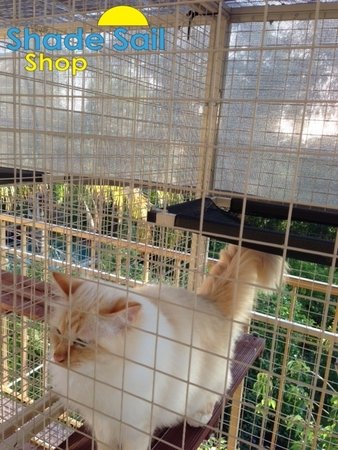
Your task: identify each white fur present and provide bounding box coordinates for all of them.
[49,246,283,450]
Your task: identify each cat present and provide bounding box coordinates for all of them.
[48,245,283,450]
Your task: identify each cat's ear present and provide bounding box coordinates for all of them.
[102,299,142,325]
[52,272,83,297]
[97,299,142,338]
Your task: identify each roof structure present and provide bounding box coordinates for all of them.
[1,0,336,22]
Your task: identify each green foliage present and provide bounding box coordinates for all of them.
[253,373,276,415]
[284,395,338,450]
[2,316,45,400]
[250,355,337,450]
[245,216,336,243]
[288,258,338,284]
[238,255,337,449]
[26,261,46,281]
[286,359,311,378]
[198,436,228,450]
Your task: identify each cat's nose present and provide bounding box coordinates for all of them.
[53,352,66,363]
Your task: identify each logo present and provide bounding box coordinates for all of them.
[6,6,166,76]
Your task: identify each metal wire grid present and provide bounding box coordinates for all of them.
[0,1,337,450]
[214,16,338,207]
[0,3,211,189]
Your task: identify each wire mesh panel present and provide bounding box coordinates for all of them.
[0,1,217,449]
[0,1,337,450]
[0,2,210,188]
[212,2,338,449]
[215,14,338,207]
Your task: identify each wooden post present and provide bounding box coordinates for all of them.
[227,381,244,450]
[20,316,30,403]
[115,248,122,280]
[66,233,72,272]
[174,258,181,287]
[1,315,10,392]
[0,218,7,270]
[21,224,27,275]
[143,253,150,284]
[187,6,229,292]
[269,286,297,449]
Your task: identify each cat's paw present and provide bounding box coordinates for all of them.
[186,407,214,427]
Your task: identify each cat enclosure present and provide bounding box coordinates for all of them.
[0,0,337,449]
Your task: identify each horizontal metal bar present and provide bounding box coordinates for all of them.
[251,311,337,342]
[284,274,338,296]
[1,214,337,291]
[0,213,192,262]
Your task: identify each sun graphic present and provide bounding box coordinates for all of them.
[98,6,149,27]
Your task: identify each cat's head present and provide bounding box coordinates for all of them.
[49,272,141,368]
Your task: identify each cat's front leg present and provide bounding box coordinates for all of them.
[186,400,215,427]
[96,443,119,450]
[122,432,151,450]
[94,432,121,450]
[95,439,121,450]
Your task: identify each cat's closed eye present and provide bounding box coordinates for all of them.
[53,327,88,348]
[74,338,89,348]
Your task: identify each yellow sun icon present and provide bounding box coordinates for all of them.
[98,6,149,27]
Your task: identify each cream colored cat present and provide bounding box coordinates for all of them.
[49,245,283,450]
